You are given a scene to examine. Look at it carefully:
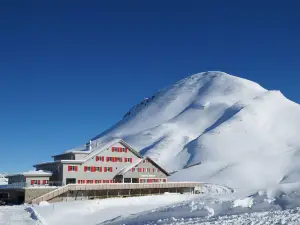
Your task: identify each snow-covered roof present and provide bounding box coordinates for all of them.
[52,150,91,158]
[6,170,52,177]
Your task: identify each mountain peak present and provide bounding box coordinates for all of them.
[88,71,300,190]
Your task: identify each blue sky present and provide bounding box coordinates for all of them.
[0,1,299,172]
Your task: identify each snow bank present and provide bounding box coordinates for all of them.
[32,194,198,225]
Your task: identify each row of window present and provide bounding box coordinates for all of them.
[95,156,133,163]
[77,179,167,184]
[140,178,167,183]
[68,165,159,173]
[78,179,117,184]
[132,167,160,173]
[30,180,49,185]
[83,166,113,172]
[111,147,128,153]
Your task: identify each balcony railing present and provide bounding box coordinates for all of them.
[0,181,64,189]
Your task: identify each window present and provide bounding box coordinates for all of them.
[131,168,135,172]
[95,180,101,184]
[95,167,100,172]
[86,180,93,184]
[125,157,131,163]
[103,166,113,172]
[68,166,78,172]
[147,168,150,173]
[78,180,85,184]
[31,180,40,185]
[42,180,49,185]
[96,156,104,161]
[86,167,91,172]
[143,168,146,172]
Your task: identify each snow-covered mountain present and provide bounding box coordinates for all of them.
[90,71,300,190]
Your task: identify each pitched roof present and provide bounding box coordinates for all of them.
[116,156,170,176]
[81,139,142,162]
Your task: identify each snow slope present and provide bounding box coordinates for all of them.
[88,71,300,190]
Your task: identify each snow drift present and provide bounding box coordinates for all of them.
[86,71,300,190]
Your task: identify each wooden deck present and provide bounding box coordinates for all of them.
[31,182,202,204]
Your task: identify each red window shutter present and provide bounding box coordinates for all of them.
[31,180,34,185]
[78,180,80,184]
[164,179,166,182]
[106,157,109,162]
[101,156,104,161]
[84,166,87,172]
[120,157,123,162]
[67,166,70,171]
[96,156,99,161]
[112,147,114,152]
[143,168,145,172]
[100,167,102,172]
[130,158,132,163]
[104,167,107,172]
[125,148,128,153]
[75,166,78,172]
[38,180,40,185]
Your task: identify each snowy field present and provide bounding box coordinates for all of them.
[1,180,300,225]
[2,185,300,225]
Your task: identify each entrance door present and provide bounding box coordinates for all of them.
[66,178,76,184]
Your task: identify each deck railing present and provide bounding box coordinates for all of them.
[31,182,202,204]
